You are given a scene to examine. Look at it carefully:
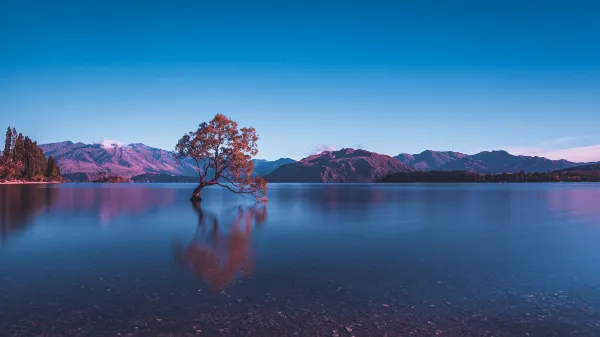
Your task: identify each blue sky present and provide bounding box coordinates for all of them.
[1,0,599,161]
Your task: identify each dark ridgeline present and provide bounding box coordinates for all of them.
[251,158,296,177]
[0,184,58,243]
[130,173,199,183]
[562,163,600,172]
[0,126,62,182]
[380,169,600,183]
[90,174,131,183]
[432,150,578,173]
[61,172,132,183]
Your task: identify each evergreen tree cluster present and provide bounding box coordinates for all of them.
[0,126,62,182]
[91,174,130,183]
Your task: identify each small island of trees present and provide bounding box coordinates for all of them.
[0,127,62,183]
[91,174,131,183]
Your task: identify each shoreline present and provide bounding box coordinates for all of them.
[0,181,61,185]
[266,181,600,184]
[53,181,600,184]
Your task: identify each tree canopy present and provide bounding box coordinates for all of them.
[174,114,267,201]
[0,126,61,182]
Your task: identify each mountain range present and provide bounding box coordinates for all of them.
[395,150,468,170]
[39,141,594,183]
[38,141,295,182]
[394,150,580,173]
[40,141,198,181]
[265,148,411,182]
[561,163,600,172]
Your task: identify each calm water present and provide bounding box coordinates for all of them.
[2,183,600,336]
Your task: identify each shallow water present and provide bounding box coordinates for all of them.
[1,183,600,336]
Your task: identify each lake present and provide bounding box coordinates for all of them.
[1,183,600,336]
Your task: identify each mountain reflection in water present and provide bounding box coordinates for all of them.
[173,200,267,291]
[0,185,58,244]
[1,184,178,244]
[50,185,176,224]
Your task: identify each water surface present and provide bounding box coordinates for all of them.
[1,183,600,336]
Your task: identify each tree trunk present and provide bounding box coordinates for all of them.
[190,184,204,202]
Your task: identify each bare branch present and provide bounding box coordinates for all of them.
[202,158,210,179]
[194,159,204,178]
[216,182,247,195]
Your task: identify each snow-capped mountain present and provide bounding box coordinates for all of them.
[39,141,295,181]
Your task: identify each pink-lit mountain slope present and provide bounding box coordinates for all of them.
[265,148,412,183]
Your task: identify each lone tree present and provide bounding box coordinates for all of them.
[174,114,268,202]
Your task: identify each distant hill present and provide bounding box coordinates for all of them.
[559,163,600,172]
[40,141,199,178]
[252,158,296,177]
[438,150,580,173]
[395,150,468,170]
[265,148,412,183]
[40,141,294,181]
[131,173,199,183]
[395,150,582,173]
[62,172,106,182]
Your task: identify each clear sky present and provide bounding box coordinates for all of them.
[1,0,599,161]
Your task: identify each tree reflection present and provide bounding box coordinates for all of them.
[0,185,57,244]
[173,200,267,291]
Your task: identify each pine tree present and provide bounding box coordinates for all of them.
[46,156,61,181]
[46,156,54,178]
[22,137,47,180]
[1,128,59,181]
[3,126,11,158]
[23,136,33,178]
[0,128,23,181]
[12,133,24,164]
[54,162,61,180]
[10,128,17,152]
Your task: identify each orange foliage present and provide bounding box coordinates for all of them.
[174,114,267,200]
[0,158,23,181]
[30,175,47,182]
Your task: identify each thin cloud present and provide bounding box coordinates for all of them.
[94,139,124,148]
[502,146,544,155]
[503,135,600,162]
[523,145,600,162]
[310,144,336,154]
[507,145,600,162]
[539,136,580,146]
